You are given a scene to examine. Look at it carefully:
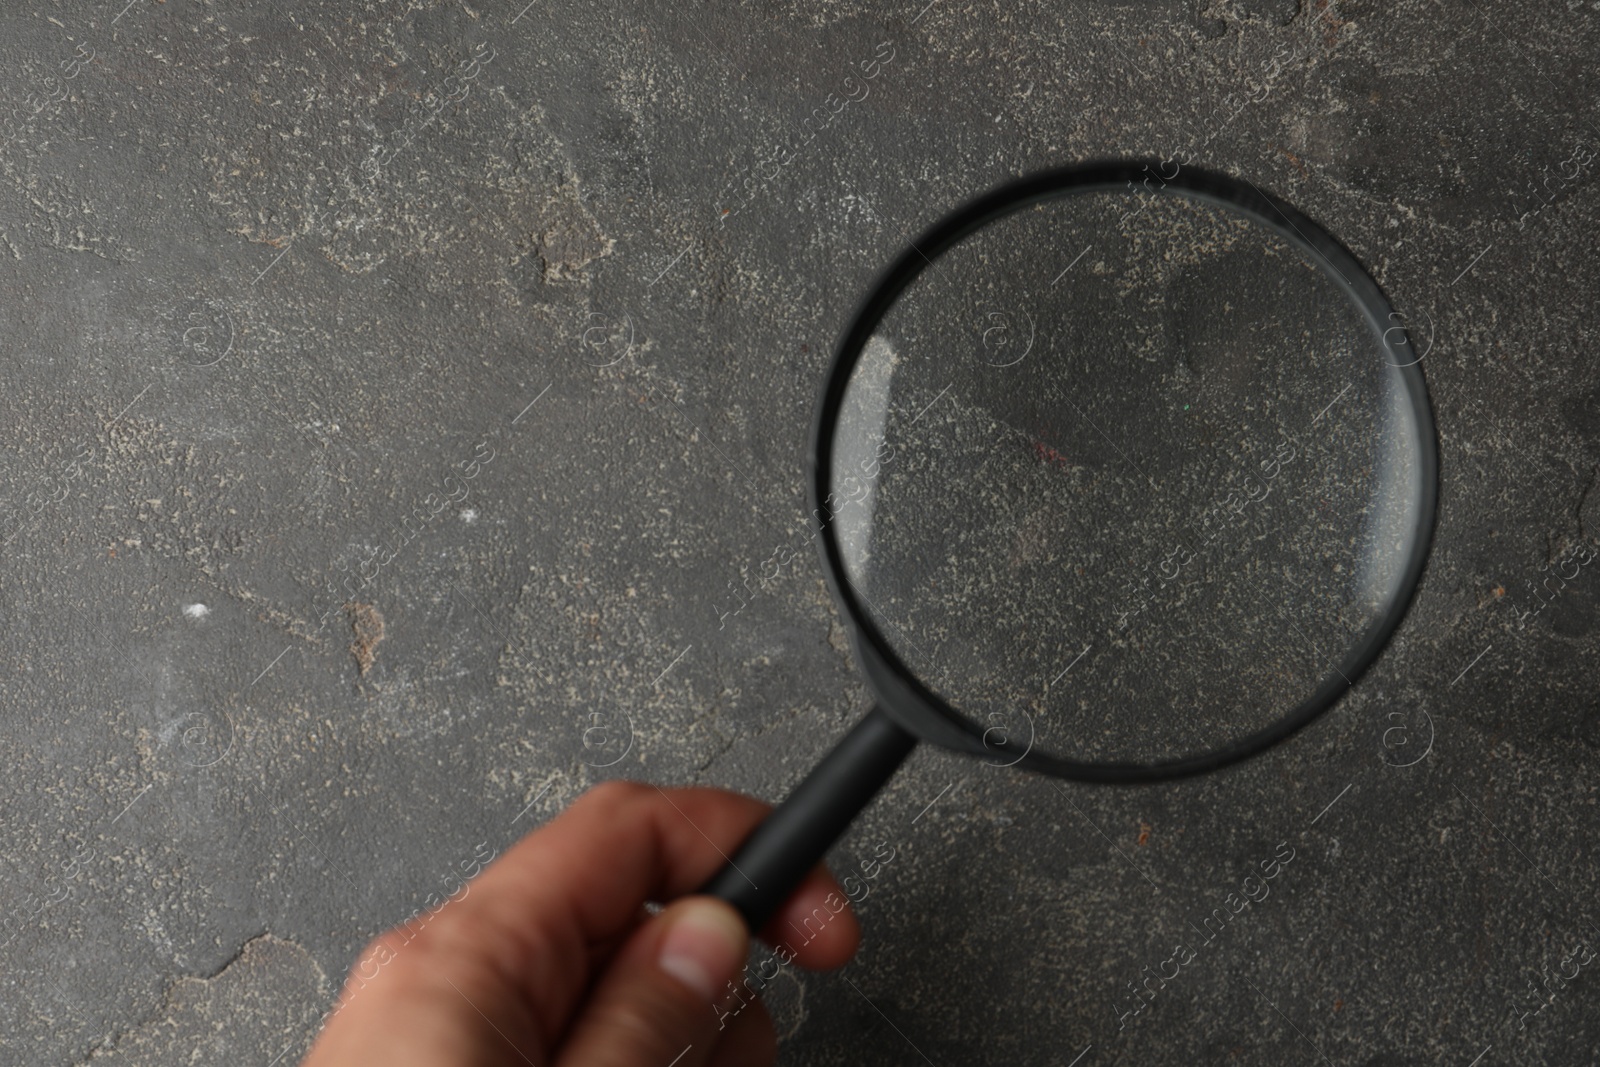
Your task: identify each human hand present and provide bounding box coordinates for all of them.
[300,781,862,1066]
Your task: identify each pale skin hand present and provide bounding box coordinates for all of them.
[300,781,862,1067]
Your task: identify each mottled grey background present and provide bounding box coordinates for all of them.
[0,0,1595,1064]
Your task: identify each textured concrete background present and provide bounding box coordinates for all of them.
[0,0,1596,1064]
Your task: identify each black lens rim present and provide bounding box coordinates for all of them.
[809,160,1440,784]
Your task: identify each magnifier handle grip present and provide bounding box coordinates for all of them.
[698,705,917,932]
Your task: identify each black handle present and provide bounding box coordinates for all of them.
[699,706,917,931]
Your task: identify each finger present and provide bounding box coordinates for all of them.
[759,862,861,971]
[301,927,547,1067]
[585,904,654,975]
[448,782,860,1047]
[706,988,777,1067]
[473,781,768,937]
[551,895,748,1067]
[455,782,771,1043]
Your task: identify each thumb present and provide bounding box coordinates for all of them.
[552,896,753,1067]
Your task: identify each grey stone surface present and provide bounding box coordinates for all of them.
[0,0,1595,1064]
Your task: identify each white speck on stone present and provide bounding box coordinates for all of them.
[460,509,478,523]
[183,604,210,619]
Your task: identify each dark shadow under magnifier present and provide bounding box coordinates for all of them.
[700,162,1438,930]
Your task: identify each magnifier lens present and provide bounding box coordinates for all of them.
[828,188,1428,765]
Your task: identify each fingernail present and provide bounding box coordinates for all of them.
[656,898,748,1001]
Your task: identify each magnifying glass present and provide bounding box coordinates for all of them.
[699,161,1438,930]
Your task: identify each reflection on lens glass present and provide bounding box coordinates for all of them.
[828,188,1426,765]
